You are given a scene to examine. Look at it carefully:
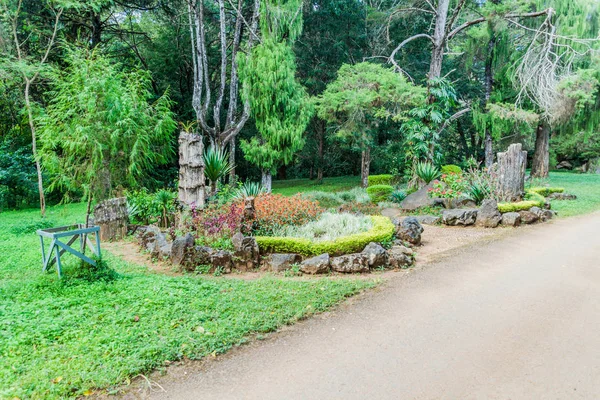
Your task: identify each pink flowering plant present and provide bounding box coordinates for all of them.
[428,172,467,199]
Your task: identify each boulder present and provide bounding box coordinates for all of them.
[442,209,478,226]
[137,225,161,252]
[413,215,441,225]
[400,184,437,211]
[476,199,502,228]
[518,210,539,225]
[530,207,556,222]
[170,233,195,265]
[232,235,260,272]
[151,232,171,258]
[300,254,330,274]
[263,253,301,272]
[442,197,477,209]
[388,245,414,269]
[501,212,521,227]
[556,160,573,170]
[394,217,424,245]
[548,192,577,201]
[330,253,370,273]
[362,242,388,269]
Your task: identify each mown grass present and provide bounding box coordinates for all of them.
[545,171,600,217]
[0,204,375,399]
[272,176,361,196]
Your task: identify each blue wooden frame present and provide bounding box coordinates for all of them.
[37,224,102,278]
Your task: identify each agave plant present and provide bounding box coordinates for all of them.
[154,189,176,227]
[204,145,235,195]
[235,181,266,199]
[413,161,441,186]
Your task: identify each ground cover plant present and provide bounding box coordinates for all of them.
[272,176,361,196]
[540,172,600,217]
[0,204,375,399]
[271,212,373,242]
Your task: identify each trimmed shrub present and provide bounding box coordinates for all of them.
[366,185,394,203]
[441,164,462,175]
[529,187,564,196]
[253,194,323,234]
[368,174,396,186]
[524,190,546,207]
[497,201,539,213]
[255,216,395,256]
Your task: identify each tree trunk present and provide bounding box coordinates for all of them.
[24,80,46,217]
[497,143,527,202]
[360,147,371,188]
[317,122,324,183]
[277,165,287,180]
[531,120,550,178]
[261,170,272,193]
[229,138,236,183]
[93,197,128,241]
[483,31,496,169]
[428,0,450,81]
[484,132,494,169]
[178,131,206,208]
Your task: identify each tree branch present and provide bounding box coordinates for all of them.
[388,33,433,72]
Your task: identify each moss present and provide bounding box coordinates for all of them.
[367,174,397,186]
[528,187,565,196]
[366,184,394,203]
[255,216,395,256]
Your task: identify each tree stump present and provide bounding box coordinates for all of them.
[93,197,128,241]
[497,143,527,202]
[241,197,257,235]
[178,131,205,208]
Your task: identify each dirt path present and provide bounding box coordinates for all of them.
[125,212,600,399]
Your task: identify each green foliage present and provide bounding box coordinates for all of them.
[528,187,565,196]
[413,161,441,185]
[39,48,175,202]
[368,174,396,186]
[0,203,375,399]
[272,212,373,242]
[203,145,234,192]
[273,176,361,196]
[0,139,38,210]
[234,181,266,199]
[523,190,546,207]
[497,201,540,213]
[126,189,177,226]
[390,190,407,203]
[440,165,462,175]
[366,184,394,203]
[255,216,394,256]
[466,181,489,205]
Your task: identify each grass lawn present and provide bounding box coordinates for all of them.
[545,171,600,217]
[0,204,375,399]
[272,176,361,196]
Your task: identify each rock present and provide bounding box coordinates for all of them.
[330,253,370,273]
[548,192,577,201]
[556,160,573,170]
[530,207,556,222]
[501,212,521,227]
[400,184,438,211]
[300,254,330,274]
[181,245,232,273]
[518,210,539,225]
[388,246,414,269]
[394,217,424,245]
[210,250,233,273]
[362,242,388,269]
[263,253,301,272]
[233,236,260,272]
[476,199,502,228]
[137,225,161,252]
[413,215,441,225]
[442,209,478,226]
[455,198,478,209]
[151,231,171,258]
[170,233,195,265]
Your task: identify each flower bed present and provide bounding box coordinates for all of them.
[255,216,394,256]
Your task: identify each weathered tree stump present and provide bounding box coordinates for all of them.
[94,197,128,241]
[178,131,205,208]
[241,197,257,235]
[497,143,527,202]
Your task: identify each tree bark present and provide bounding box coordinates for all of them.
[93,197,128,241]
[531,120,550,178]
[24,80,46,217]
[261,170,272,193]
[497,143,527,202]
[360,147,371,188]
[317,121,324,183]
[229,138,236,183]
[483,30,496,168]
[178,131,206,208]
[428,0,450,81]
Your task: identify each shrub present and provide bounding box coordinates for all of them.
[524,190,546,207]
[255,216,394,256]
[466,181,488,205]
[195,202,244,238]
[368,174,396,186]
[337,201,380,215]
[528,187,564,196]
[391,190,407,203]
[234,181,266,199]
[414,161,441,185]
[441,164,462,175]
[252,194,323,235]
[497,201,540,213]
[366,185,394,203]
[271,212,373,242]
[428,173,466,199]
[302,191,343,208]
[337,187,370,203]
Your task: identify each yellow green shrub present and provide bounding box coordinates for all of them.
[528,187,564,196]
[497,201,539,213]
[368,174,397,186]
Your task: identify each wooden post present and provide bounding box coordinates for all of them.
[178,131,206,208]
[497,143,527,202]
[93,197,128,241]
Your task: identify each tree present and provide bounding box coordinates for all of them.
[238,0,313,192]
[315,62,425,187]
[39,48,175,220]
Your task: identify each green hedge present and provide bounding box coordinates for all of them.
[497,201,540,213]
[528,187,564,196]
[255,216,395,256]
[441,164,462,175]
[366,184,394,203]
[368,174,396,186]
[524,190,546,206]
